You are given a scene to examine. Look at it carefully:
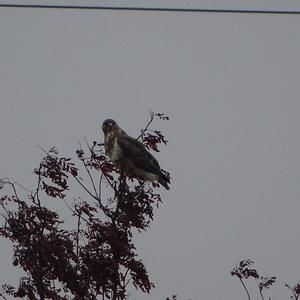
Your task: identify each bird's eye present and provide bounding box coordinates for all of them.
[109,123,113,126]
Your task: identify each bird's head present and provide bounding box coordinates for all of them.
[102,119,119,135]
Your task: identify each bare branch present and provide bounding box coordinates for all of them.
[136,111,155,141]
[239,278,251,300]
[82,139,99,198]
[32,164,42,206]
[75,205,81,271]
[0,292,8,300]
[259,288,265,300]
[98,174,103,206]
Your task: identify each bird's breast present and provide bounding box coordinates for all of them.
[109,137,122,162]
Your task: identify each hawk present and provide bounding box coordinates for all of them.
[102,119,170,189]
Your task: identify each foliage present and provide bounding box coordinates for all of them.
[231,259,276,300]
[230,259,300,300]
[285,282,300,300]
[0,113,170,300]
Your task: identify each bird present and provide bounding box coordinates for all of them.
[102,119,170,189]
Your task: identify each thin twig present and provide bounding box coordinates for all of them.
[0,200,10,216]
[10,182,20,201]
[72,175,97,200]
[36,144,50,156]
[98,174,103,206]
[136,111,155,140]
[13,181,33,194]
[286,284,298,300]
[239,278,251,300]
[0,180,24,207]
[82,139,99,198]
[124,277,131,289]
[75,205,81,271]
[80,140,117,193]
[0,292,8,300]
[93,159,117,194]
[71,175,112,218]
[259,288,265,300]
[122,268,131,289]
[83,161,99,198]
[64,200,91,225]
[32,164,42,206]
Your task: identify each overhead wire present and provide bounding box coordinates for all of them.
[0,3,300,14]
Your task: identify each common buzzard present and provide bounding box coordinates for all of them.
[102,119,170,189]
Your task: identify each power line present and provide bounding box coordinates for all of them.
[0,3,300,14]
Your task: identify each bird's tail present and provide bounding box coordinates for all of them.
[159,171,170,190]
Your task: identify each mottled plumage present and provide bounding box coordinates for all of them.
[102,119,170,189]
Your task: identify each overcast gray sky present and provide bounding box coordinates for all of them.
[1,1,300,299]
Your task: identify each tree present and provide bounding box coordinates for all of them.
[231,259,276,300]
[0,112,170,300]
[231,259,300,300]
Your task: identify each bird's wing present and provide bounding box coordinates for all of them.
[117,135,160,174]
